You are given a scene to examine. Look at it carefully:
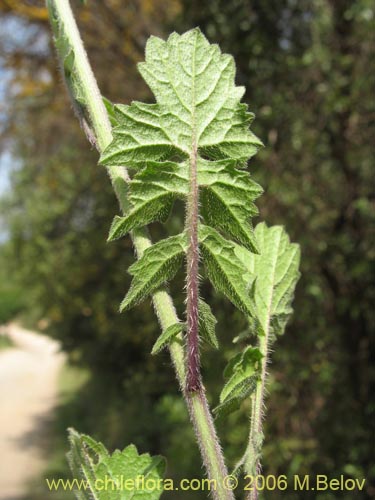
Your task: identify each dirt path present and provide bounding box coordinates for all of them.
[0,323,65,500]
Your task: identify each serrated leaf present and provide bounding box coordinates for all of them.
[100,29,263,163]
[199,225,256,317]
[151,322,185,355]
[213,346,262,418]
[199,159,263,252]
[213,378,257,419]
[101,29,262,248]
[234,222,301,337]
[108,162,188,241]
[198,298,219,349]
[121,233,187,311]
[108,197,173,241]
[101,102,188,166]
[221,346,262,402]
[67,428,165,500]
[137,30,263,160]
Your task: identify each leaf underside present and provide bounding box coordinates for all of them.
[234,222,301,338]
[100,28,263,320]
[215,224,300,417]
[120,233,187,311]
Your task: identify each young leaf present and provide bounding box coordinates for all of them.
[234,222,301,338]
[151,301,218,355]
[101,29,263,248]
[151,322,185,355]
[67,428,166,500]
[137,31,263,161]
[213,346,262,418]
[199,225,256,317]
[120,233,187,311]
[151,298,219,355]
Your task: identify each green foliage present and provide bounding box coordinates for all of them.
[99,28,299,489]
[199,225,256,317]
[151,322,184,355]
[59,23,300,491]
[101,30,262,168]
[214,346,262,418]
[101,29,263,324]
[235,223,301,339]
[199,160,263,252]
[198,299,218,349]
[108,162,185,241]
[151,299,218,355]
[108,158,262,253]
[120,233,188,311]
[67,428,166,500]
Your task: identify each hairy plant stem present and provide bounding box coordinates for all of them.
[186,141,201,393]
[46,2,233,498]
[245,328,272,497]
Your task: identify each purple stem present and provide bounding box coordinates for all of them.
[186,141,201,392]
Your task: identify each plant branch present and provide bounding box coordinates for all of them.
[46,2,232,498]
[246,333,269,500]
[245,317,273,496]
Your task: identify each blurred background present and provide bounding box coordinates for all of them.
[0,0,374,499]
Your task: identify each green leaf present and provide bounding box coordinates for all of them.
[101,29,262,248]
[121,233,187,311]
[221,346,263,401]
[198,298,219,349]
[101,102,188,166]
[199,225,256,317]
[151,322,185,355]
[151,301,218,354]
[67,428,166,499]
[103,97,119,127]
[108,197,173,242]
[137,30,263,161]
[234,222,301,337]
[108,162,188,241]
[101,28,262,164]
[100,28,264,334]
[213,346,262,418]
[199,159,263,251]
